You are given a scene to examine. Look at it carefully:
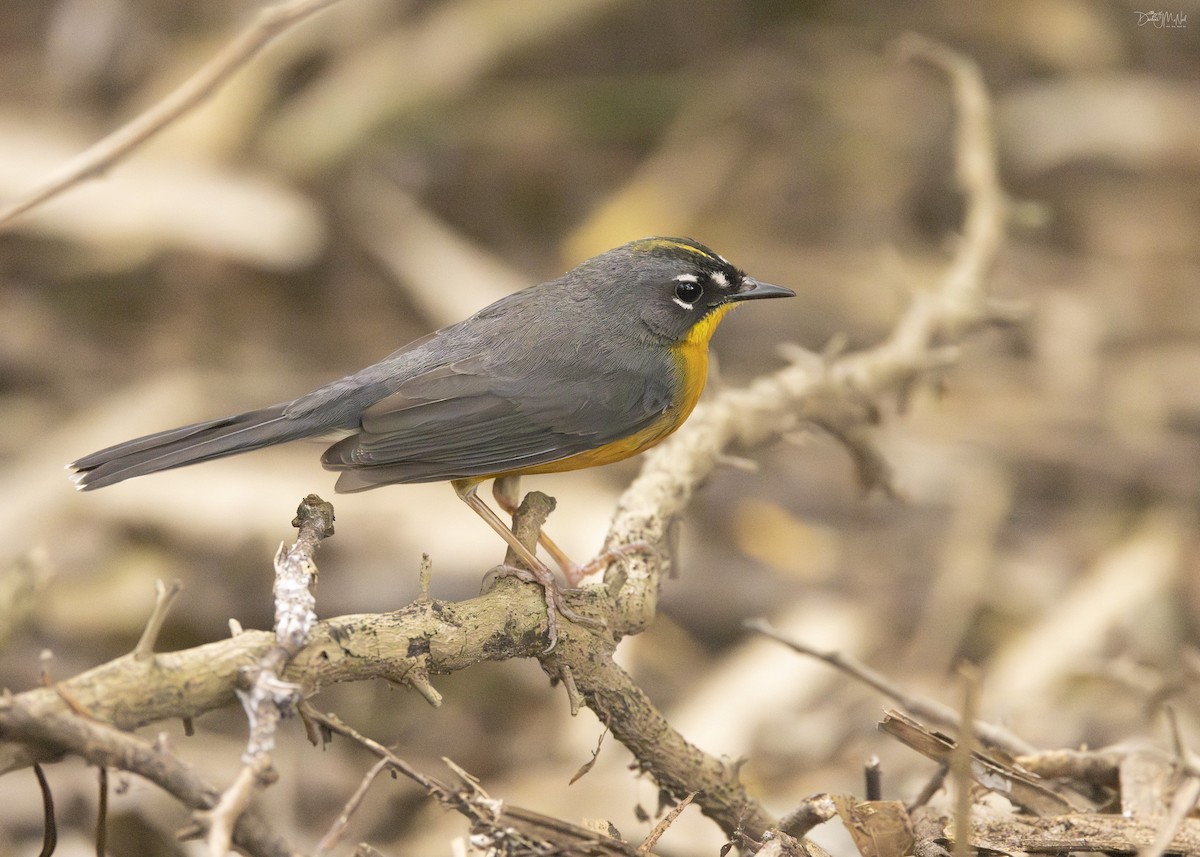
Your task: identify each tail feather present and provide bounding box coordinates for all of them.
[70,405,311,490]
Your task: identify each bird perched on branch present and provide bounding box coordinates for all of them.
[71,236,793,646]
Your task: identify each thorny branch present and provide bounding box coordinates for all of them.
[198,495,332,856]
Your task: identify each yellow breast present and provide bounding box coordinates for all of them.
[495,302,737,479]
[672,302,735,419]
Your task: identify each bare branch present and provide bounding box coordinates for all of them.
[0,702,296,857]
[746,619,1037,757]
[0,0,341,228]
[1138,775,1200,857]
[317,757,390,855]
[638,791,696,854]
[950,666,980,857]
[202,494,332,854]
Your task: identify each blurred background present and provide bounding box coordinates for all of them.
[1,0,1199,854]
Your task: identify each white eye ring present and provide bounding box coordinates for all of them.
[673,275,704,309]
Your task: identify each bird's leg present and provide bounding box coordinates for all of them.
[453,479,599,649]
[493,476,657,586]
[492,476,583,583]
[566,540,660,582]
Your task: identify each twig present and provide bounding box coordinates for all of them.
[0,703,295,856]
[202,495,333,855]
[776,794,837,839]
[746,619,1037,757]
[864,755,882,801]
[33,763,56,857]
[568,727,608,786]
[908,762,950,812]
[302,707,645,854]
[1139,710,1200,857]
[638,791,696,854]
[198,764,262,857]
[560,664,583,716]
[300,706,452,798]
[133,579,183,661]
[417,553,433,601]
[318,757,390,854]
[0,0,341,228]
[951,666,980,857]
[1138,775,1200,857]
[96,766,108,857]
[879,709,1088,816]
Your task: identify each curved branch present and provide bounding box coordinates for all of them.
[0,704,295,857]
[0,0,341,229]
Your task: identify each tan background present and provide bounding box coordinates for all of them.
[0,1,1198,854]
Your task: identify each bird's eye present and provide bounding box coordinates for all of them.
[673,280,703,307]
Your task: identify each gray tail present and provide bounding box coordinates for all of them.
[70,404,312,490]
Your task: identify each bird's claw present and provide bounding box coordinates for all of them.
[491,563,603,653]
[561,539,658,585]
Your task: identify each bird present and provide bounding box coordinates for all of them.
[70,236,794,644]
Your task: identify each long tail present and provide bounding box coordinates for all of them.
[70,404,318,490]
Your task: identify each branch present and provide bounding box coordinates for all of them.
[0,0,341,229]
[0,703,295,857]
[199,494,332,855]
[746,619,1037,758]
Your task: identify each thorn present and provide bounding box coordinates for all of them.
[418,554,433,602]
[133,579,184,661]
[406,671,443,708]
[39,649,55,687]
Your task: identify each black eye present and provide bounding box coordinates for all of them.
[674,280,703,306]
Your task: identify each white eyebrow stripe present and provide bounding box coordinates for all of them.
[710,270,728,288]
[672,296,694,310]
[673,273,699,283]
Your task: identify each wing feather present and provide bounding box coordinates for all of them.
[322,348,674,487]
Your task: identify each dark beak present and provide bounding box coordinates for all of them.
[727,276,795,302]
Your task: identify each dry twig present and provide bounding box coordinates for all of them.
[0,0,341,228]
[950,667,979,857]
[746,619,1037,757]
[318,757,391,854]
[201,495,332,855]
[133,579,183,660]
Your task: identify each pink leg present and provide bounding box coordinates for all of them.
[453,479,599,650]
[493,476,658,585]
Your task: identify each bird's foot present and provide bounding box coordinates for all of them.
[561,540,658,586]
[490,563,604,652]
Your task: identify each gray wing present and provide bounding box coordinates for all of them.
[321,350,674,490]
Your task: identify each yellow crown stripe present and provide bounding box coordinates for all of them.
[632,238,717,262]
